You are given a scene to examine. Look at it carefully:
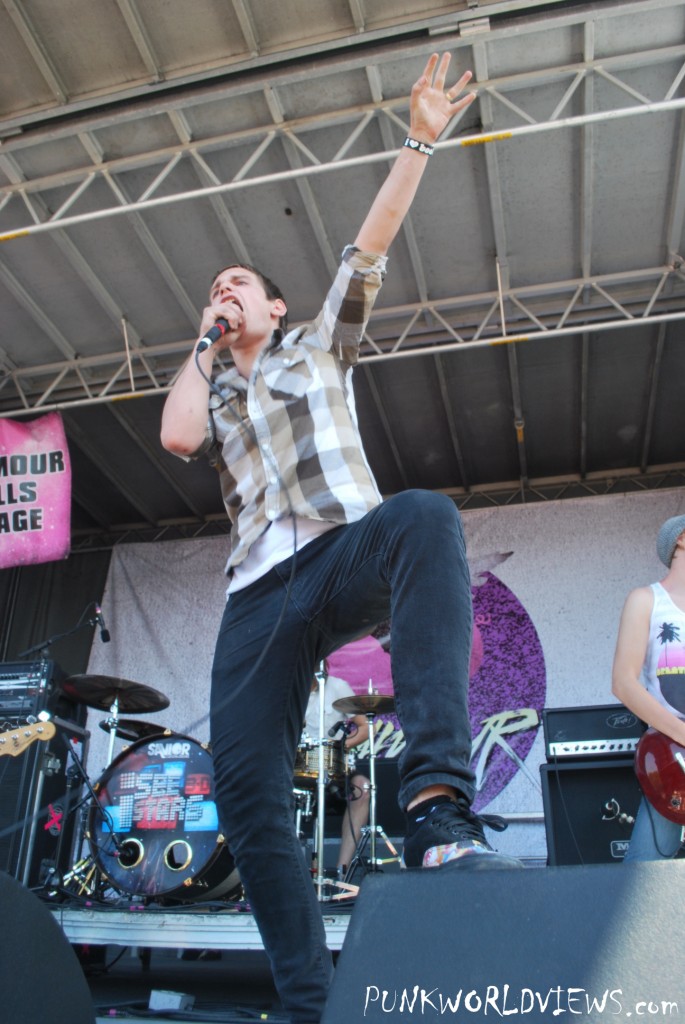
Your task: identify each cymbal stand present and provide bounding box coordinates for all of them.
[313,669,328,901]
[104,696,121,767]
[293,787,313,842]
[344,710,398,882]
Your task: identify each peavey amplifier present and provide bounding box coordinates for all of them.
[542,703,645,761]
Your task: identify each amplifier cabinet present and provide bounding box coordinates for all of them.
[540,758,642,866]
[0,716,89,887]
[0,661,88,887]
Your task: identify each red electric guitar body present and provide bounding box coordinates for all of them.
[634,726,685,824]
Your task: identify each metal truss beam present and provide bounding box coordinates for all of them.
[67,465,685,550]
[2,1,657,139]
[3,38,685,243]
[451,466,685,510]
[1,263,684,416]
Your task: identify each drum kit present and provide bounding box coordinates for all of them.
[51,671,398,906]
[294,679,399,901]
[53,672,240,904]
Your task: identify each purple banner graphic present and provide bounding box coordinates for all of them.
[0,412,71,569]
[327,564,546,811]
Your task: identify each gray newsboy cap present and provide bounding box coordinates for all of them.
[656,514,685,567]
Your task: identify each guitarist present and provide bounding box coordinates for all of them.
[611,513,685,860]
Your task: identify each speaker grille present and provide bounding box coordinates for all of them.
[540,759,642,865]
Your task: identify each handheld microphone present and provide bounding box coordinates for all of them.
[94,603,111,643]
[196,317,229,353]
[328,719,346,738]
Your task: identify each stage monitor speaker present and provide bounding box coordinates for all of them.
[0,871,95,1024]
[0,713,89,887]
[540,758,642,865]
[322,863,684,1023]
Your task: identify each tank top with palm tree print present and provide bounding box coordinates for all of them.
[642,582,685,717]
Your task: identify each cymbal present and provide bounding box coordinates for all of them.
[62,674,170,713]
[332,694,395,716]
[98,718,168,742]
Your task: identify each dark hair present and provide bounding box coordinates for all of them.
[211,263,288,332]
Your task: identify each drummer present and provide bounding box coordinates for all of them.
[304,667,370,876]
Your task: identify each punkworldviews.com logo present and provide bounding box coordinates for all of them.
[363,985,680,1018]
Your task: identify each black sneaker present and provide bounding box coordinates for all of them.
[401,797,523,870]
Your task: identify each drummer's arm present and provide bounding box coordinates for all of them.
[345,715,370,750]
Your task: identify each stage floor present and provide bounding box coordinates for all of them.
[52,856,547,1023]
[85,946,288,1023]
[54,895,353,1023]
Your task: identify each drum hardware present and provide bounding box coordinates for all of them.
[293,787,314,844]
[60,854,102,898]
[57,801,120,901]
[20,711,116,899]
[333,688,399,882]
[314,673,329,901]
[297,670,350,901]
[98,718,168,744]
[62,674,170,767]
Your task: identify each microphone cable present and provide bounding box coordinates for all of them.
[183,343,302,733]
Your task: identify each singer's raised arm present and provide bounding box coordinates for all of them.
[354,53,475,255]
[161,53,474,459]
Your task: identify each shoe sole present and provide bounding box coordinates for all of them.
[437,851,525,871]
[400,846,524,871]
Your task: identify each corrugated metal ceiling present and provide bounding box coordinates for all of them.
[1,0,685,547]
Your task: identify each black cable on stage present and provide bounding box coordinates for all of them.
[547,754,587,866]
[91,1004,290,1023]
[641,798,683,859]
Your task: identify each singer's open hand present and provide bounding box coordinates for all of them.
[409,53,476,145]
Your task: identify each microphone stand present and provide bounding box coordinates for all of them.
[314,669,327,901]
[17,602,105,660]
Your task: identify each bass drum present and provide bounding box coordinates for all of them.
[88,734,240,902]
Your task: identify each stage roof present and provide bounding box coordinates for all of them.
[2,0,685,548]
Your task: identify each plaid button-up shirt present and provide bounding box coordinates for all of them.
[201,246,387,573]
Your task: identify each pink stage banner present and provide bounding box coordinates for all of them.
[0,412,72,569]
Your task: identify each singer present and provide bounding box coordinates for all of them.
[161,53,518,1024]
